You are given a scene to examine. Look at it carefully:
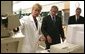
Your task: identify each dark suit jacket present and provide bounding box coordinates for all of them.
[41,15,65,43]
[68,15,84,24]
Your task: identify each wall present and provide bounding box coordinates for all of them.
[64,1,70,9]
[70,1,84,17]
[1,1,13,15]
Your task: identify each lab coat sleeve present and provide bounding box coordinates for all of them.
[38,22,44,39]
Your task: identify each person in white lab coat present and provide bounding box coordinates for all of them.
[19,3,45,53]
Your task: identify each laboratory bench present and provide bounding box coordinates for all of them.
[1,32,25,53]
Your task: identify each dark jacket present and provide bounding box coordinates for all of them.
[41,15,65,43]
[68,15,84,24]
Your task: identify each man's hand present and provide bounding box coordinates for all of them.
[47,35,52,43]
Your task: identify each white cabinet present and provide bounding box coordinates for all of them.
[1,32,24,53]
[66,24,84,45]
[1,42,18,53]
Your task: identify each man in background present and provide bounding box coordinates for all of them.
[68,7,84,24]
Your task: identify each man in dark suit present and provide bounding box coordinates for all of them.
[41,6,66,49]
[68,7,84,24]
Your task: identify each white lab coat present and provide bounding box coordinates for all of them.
[19,14,42,53]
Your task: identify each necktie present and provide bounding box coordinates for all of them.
[53,16,56,23]
[34,18,38,29]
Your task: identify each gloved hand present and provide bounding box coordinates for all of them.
[39,36,46,41]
